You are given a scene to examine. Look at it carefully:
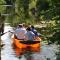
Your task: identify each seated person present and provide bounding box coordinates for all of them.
[14,24,27,40]
[25,27,35,41]
[31,25,39,36]
[31,25,42,41]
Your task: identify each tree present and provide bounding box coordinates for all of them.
[5,0,12,5]
[36,0,49,21]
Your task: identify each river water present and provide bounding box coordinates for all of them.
[1,24,58,60]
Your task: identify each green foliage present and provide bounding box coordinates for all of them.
[36,0,50,20]
[0,0,6,13]
[0,0,60,45]
[36,0,49,11]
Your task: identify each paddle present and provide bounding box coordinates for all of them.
[1,30,47,42]
[0,31,13,36]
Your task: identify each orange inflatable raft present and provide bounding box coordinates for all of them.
[12,36,41,56]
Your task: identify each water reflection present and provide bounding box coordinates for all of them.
[1,24,57,60]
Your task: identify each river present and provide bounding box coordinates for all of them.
[1,24,58,60]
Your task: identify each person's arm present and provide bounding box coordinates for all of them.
[31,31,35,36]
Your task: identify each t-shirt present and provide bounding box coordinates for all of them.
[14,28,27,39]
[25,31,35,41]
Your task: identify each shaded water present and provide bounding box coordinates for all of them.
[1,24,58,60]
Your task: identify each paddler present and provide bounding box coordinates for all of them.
[14,24,27,40]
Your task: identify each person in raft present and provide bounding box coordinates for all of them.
[14,24,27,40]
